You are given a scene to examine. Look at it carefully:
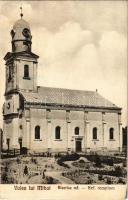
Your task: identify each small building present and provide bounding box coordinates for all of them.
[2,14,122,154]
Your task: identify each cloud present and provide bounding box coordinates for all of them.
[36,22,127,125]
[33,22,93,63]
[99,31,127,74]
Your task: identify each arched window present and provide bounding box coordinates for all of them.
[109,128,114,140]
[24,65,29,78]
[93,127,97,140]
[75,127,79,135]
[35,126,40,139]
[55,126,61,140]
[8,65,12,81]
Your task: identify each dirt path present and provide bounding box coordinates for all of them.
[27,175,43,184]
[27,170,74,184]
[45,171,74,184]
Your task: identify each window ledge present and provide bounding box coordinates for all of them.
[34,139,42,141]
[109,139,115,141]
[23,77,31,80]
[92,139,99,141]
[54,139,62,141]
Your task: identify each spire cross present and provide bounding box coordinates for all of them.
[20,6,23,19]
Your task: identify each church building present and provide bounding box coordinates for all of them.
[2,13,122,154]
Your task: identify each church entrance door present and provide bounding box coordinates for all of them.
[75,140,82,152]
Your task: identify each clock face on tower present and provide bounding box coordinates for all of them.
[5,101,12,115]
[22,28,31,39]
[6,102,10,110]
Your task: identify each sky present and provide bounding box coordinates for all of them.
[0,1,127,127]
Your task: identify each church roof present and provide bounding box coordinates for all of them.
[4,51,39,61]
[20,86,121,110]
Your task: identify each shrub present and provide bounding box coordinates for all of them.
[87,177,93,184]
[57,153,79,168]
[123,161,127,167]
[106,177,111,184]
[84,155,124,165]
[62,172,65,176]
[21,147,28,155]
[114,166,123,177]
[107,159,113,166]
[46,176,57,184]
[1,172,8,183]
[5,166,8,172]
[79,159,85,163]
[118,178,125,184]
[16,158,21,164]
[98,174,103,181]
[57,159,70,168]
[95,156,102,167]
[59,153,79,162]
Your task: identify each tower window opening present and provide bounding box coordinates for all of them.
[93,127,97,140]
[109,128,114,140]
[35,126,40,140]
[24,65,29,79]
[55,126,61,140]
[75,127,79,135]
[8,65,12,82]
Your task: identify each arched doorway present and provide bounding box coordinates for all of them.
[75,140,82,152]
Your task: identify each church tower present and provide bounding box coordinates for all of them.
[3,9,39,151]
[4,8,39,94]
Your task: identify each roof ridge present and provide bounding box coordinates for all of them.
[37,86,95,93]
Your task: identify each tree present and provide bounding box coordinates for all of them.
[122,126,127,146]
[95,155,102,167]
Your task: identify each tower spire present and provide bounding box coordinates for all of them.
[20,6,23,19]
